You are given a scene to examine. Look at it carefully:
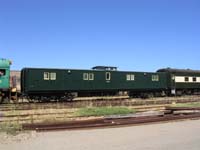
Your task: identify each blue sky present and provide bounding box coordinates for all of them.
[1,0,200,71]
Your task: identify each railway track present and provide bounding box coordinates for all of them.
[0,105,166,124]
[23,108,200,132]
[1,96,200,127]
[1,96,200,111]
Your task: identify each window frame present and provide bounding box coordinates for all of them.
[0,69,6,76]
[185,77,189,82]
[106,72,111,81]
[126,74,131,81]
[44,72,50,80]
[83,73,89,80]
[193,77,197,82]
[131,74,135,81]
[89,73,94,81]
[126,74,135,81]
[152,75,159,82]
[50,72,56,80]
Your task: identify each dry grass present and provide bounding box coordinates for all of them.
[0,122,22,135]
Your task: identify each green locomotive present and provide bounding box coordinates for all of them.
[0,58,12,103]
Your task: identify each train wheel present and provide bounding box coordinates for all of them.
[27,97,35,103]
[67,93,75,102]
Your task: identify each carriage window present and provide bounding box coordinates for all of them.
[131,75,135,81]
[193,77,196,82]
[185,77,189,82]
[83,73,88,80]
[0,69,6,76]
[127,74,135,81]
[126,74,131,81]
[152,75,159,81]
[89,73,94,80]
[106,72,111,80]
[50,73,56,80]
[44,72,49,80]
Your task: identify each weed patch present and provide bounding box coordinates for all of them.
[76,107,135,117]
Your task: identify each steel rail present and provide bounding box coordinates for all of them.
[1,97,200,111]
[22,113,200,132]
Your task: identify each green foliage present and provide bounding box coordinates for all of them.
[76,107,135,117]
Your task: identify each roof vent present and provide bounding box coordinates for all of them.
[92,66,118,71]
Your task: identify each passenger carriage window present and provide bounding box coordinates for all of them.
[50,73,56,80]
[44,72,49,80]
[185,77,189,82]
[89,73,94,80]
[152,75,159,81]
[83,73,88,80]
[106,72,111,80]
[193,77,196,82]
[0,69,6,76]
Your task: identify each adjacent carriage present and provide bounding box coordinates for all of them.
[157,68,200,95]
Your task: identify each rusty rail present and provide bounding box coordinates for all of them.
[23,110,200,132]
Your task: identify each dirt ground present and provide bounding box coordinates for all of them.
[1,119,200,150]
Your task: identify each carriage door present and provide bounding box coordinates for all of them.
[171,74,176,95]
[105,72,111,83]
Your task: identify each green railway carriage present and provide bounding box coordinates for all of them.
[21,67,168,100]
[0,58,11,102]
[157,68,200,95]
